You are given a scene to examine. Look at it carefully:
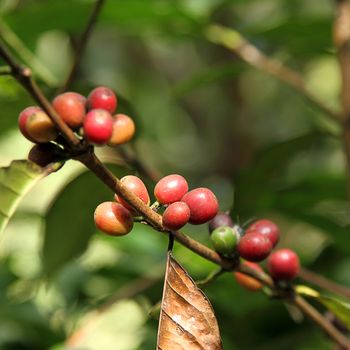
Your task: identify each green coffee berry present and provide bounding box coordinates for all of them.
[210,226,238,257]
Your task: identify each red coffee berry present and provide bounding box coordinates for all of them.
[94,201,133,236]
[28,143,60,167]
[25,110,58,143]
[109,114,136,146]
[52,92,86,128]
[246,219,280,247]
[83,109,114,145]
[268,249,300,281]
[234,261,264,291]
[237,232,272,262]
[87,86,117,113]
[115,175,150,211]
[209,212,234,233]
[162,201,190,231]
[181,187,219,225]
[18,106,42,142]
[154,174,188,205]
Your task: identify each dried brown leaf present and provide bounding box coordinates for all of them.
[157,252,222,350]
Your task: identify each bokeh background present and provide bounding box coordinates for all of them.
[0,0,349,349]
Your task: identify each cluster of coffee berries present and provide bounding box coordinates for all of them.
[208,214,300,285]
[94,174,219,236]
[154,174,219,230]
[18,86,135,149]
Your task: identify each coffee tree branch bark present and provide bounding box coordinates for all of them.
[206,24,341,123]
[0,36,348,349]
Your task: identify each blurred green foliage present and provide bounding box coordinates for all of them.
[0,0,349,349]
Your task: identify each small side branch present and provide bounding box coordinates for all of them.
[206,24,341,123]
[60,0,105,92]
[196,268,225,287]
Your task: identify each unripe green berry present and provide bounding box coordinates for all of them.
[210,226,238,257]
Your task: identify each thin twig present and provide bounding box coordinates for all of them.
[196,267,225,287]
[206,24,341,123]
[59,0,105,92]
[299,268,350,299]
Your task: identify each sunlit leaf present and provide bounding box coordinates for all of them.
[157,251,222,349]
[296,285,350,329]
[66,299,147,350]
[0,160,59,235]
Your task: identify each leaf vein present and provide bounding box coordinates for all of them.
[161,309,205,350]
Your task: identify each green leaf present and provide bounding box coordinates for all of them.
[100,0,202,36]
[42,164,129,277]
[173,63,244,98]
[233,132,329,215]
[0,160,57,235]
[250,17,332,57]
[4,1,92,49]
[272,188,350,254]
[296,285,350,329]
